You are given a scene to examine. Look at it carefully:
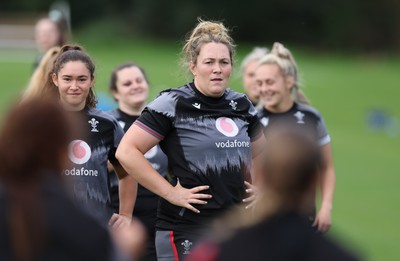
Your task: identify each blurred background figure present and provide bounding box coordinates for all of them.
[240,47,269,108]
[33,9,69,70]
[365,108,400,138]
[256,42,335,233]
[108,62,168,261]
[23,46,61,100]
[188,129,360,261]
[0,98,117,261]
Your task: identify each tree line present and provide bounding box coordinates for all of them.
[2,0,400,52]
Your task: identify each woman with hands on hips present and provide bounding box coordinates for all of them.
[116,18,264,260]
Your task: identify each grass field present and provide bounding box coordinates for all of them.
[0,27,399,260]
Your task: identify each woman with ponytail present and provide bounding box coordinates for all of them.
[255,42,335,233]
[23,44,137,230]
[116,19,264,260]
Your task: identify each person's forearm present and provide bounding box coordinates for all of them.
[118,175,137,216]
[319,144,335,211]
[320,167,335,211]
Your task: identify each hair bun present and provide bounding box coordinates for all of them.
[195,20,226,35]
[190,18,230,42]
[60,44,83,53]
[271,42,292,60]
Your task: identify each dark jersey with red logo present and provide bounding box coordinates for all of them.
[108,109,168,234]
[63,107,124,226]
[135,82,262,232]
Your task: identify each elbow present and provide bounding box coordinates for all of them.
[115,146,124,163]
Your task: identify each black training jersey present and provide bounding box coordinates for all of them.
[258,102,330,218]
[108,109,168,179]
[135,82,262,231]
[258,102,331,146]
[62,107,124,226]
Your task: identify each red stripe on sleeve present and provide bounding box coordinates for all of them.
[134,120,164,140]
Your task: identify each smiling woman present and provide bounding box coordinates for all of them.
[21,45,137,232]
[51,45,97,110]
[52,60,93,111]
[108,62,168,261]
[255,42,335,233]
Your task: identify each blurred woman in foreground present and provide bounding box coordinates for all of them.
[0,99,117,260]
[188,129,359,261]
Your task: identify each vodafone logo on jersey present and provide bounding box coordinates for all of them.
[215,117,239,137]
[214,117,250,149]
[68,140,91,164]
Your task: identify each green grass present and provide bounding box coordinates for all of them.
[0,30,399,260]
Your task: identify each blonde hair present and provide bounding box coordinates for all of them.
[258,42,310,105]
[240,47,269,75]
[182,18,235,72]
[23,46,61,101]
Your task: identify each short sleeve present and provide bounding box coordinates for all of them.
[109,119,125,165]
[248,115,263,141]
[246,101,263,141]
[134,91,177,140]
[316,115,331,146]
[135,108,172,140]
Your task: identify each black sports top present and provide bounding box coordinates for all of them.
[258,102,331,217]
[258,102,330,146]
[135,82,262,231]
[62,107,124,226]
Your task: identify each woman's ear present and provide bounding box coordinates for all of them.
[52,73,58,87]
[285,75,294,91]
[111,89,119,102]
[90,76,95,88]
[190,62,196,76]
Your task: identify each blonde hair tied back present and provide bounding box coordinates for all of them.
[271,42,310,104]
[23,46,61,101]
[260,42,310,105]
[182,18,235,73]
